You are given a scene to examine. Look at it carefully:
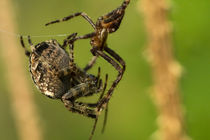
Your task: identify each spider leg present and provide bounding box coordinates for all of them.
[74,32,96,40]
[62,82,100,117]
[64,100,98,118]
[62,33,79,67]
[89,118,98,140]
[20,36,30,57]
[83,56,98,72]
[104,46,126,70]
[27,36,36,52]
[102,104,108,133]
[27,35,33,46]
[74,73,108,108]
[98,74,109,133]
[62,32,77,49]
[45,12,96,29]
[69,41,74,66]
[66,32,97,71]
[93,50,125,111]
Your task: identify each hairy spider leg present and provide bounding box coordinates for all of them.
[45,12,96,29]
[20,36,30,57]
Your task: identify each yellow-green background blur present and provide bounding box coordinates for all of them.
[0,0,209,139]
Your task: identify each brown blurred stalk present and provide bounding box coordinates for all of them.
[0,0,43,140]
[138,0,189,140]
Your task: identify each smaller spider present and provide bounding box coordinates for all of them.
[45,0,129,132]
[20,34,108,139]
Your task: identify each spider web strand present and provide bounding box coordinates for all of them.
[0,28,69,38]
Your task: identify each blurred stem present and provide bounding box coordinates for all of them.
[0,0,43,140]
[139,0,189,140]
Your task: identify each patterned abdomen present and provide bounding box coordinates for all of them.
[29,40,71,99]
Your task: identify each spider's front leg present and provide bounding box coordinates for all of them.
[45,12,96,29]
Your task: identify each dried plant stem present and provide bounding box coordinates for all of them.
[139,0,189,140]
[0,0,43,140]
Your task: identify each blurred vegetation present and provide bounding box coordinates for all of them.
[0,0,209,139]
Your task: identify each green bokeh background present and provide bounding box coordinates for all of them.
[0,0,209,139]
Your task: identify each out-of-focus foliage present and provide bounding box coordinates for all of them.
[0,0,209,139]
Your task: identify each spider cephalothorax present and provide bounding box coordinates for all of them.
[20,34,108,120]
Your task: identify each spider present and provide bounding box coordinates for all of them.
[20,33,109,139]
[45,0,129,134]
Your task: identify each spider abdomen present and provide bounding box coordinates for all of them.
[29,40,71,99]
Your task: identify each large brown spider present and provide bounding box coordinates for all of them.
[45,0,130,136]
[20,33,109,139]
